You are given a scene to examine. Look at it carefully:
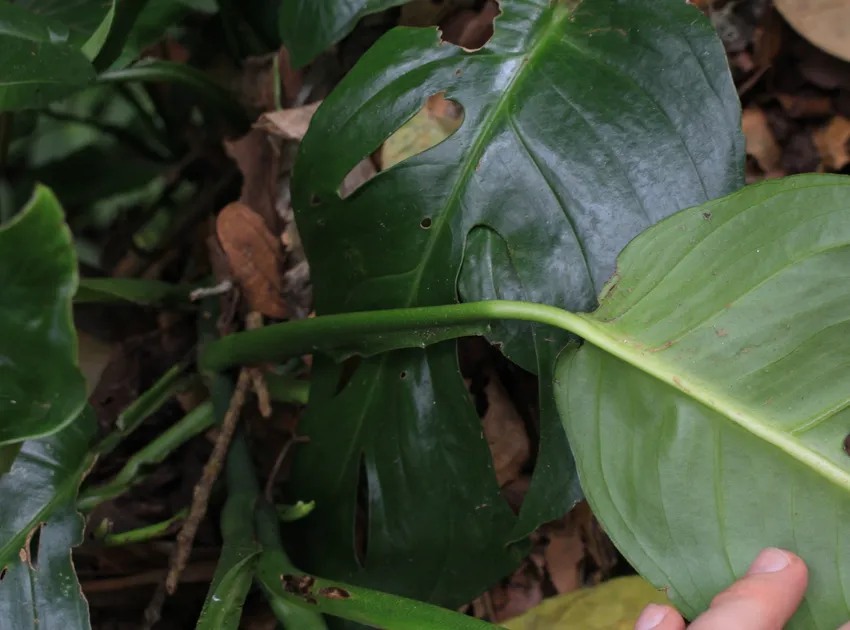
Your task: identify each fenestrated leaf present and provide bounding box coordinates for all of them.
[278,0,407,68]
[0,185,86,445]
[289,0,743,606]
[554,174,850,630]
[0,406,96,628]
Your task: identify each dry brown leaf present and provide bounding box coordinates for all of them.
[813,115,850,170]
[224,130,280,232]
[775,0,850,62]
[544,524,584,594]
[255,101,376,201]
[742,107,784,174]
[216,202,288,319]
[481,368,530,488]
[255,102,322,142]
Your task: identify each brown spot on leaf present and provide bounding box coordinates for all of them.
[703,212,712,221]
[716,329,728,337]
[318,586,351,600]
[282,574,316,597]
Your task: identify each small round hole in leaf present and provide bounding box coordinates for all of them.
[310,194,322,207]
[399,371,408,380]
[420,217,432,229]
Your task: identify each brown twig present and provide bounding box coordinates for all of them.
[81,561,217,594]
[143,368,252,628]
[245,312,273,418]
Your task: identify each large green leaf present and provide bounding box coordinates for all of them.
[17,0,113,47]
[289,0,743,609]
[0,38,93,111]
[554,174,850,630]
[0,406,96,627]
[278,0,406,67]
[0,185,86,445]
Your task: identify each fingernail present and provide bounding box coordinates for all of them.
[748,548,791,574]
[635,604,670,630]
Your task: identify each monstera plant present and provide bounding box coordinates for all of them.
[1,0,847,629]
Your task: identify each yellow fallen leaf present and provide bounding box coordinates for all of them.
[500,576,670,630]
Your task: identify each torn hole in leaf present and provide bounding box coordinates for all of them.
[0,567,6,581]
[439,0,501,51]
[459,338,533,514]
[22,523,44,570]
[354,453,369,568]
[378,93,465,172]
[335,93,464,201]
[334,356,362,396]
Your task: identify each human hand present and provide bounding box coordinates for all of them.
[634,548,850,630]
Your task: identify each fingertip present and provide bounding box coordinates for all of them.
[693,548,809,630]
[634,604,685,630]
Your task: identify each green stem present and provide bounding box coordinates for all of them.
[265,373,310,406]
[255,564,497,630]
[214,372,327,630]
[98,60,250,133]
[78,401,215,512]
[102,508,188,546]
[200,300,590,372]
[94,361,195,457]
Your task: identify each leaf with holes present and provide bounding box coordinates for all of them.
[288,0,743,609]
[0,185,87,446]
[0,406,96,627]
[555,174,850,630]
[279,0,408,67]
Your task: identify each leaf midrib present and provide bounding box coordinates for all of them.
[570,313,850,495]
[403,4,571,307]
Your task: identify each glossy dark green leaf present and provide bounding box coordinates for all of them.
[289,0,743,605]
[16,0,112,47]
[554,175,850,630]
[278,0,407,67]
[0,406,96,627]
[0,1,71,43]
[0,186,87,445]
[0,38,94,111]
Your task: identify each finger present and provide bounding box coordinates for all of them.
[634,604,686,630]
[838,623,850,630]
[689,548,808,630]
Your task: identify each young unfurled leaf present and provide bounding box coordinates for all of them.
[556,174,850,630]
